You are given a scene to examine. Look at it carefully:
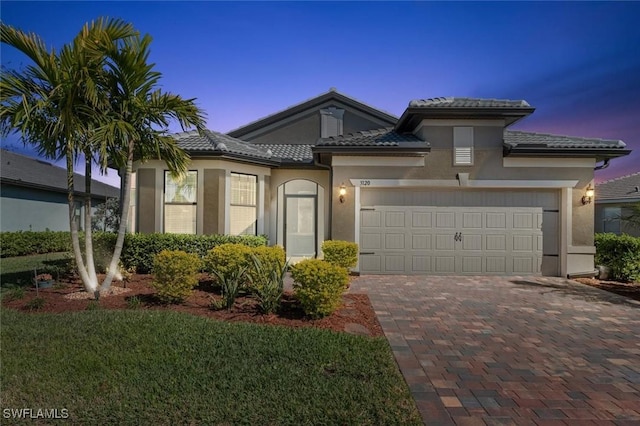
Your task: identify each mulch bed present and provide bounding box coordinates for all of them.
[574,277,640,302]
[2,274,384,337]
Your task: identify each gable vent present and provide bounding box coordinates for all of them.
[455,147,473,165]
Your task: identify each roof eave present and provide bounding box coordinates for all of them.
[395,107,535,133]
[186,150,281,166]
[312,146,430,156]
[228,91,398,138]
[504,146,632,160]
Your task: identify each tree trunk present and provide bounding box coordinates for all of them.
[100,140,134,292]
[83,151,98,287]
[66,146,98,293]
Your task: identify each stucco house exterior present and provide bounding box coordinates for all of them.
[595,172,640,237]
[131,89,631,277]
[0,149,119,232]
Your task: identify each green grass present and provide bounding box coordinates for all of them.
[1,309,421,425]
[0,252,70,286]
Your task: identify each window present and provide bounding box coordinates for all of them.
[164,171,197,234]
[320,107,344,138]
[230,173,257,235]
[454,127,474,165]
[603,206,621,234]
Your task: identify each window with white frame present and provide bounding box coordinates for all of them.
[164,171,197,234]
[453,127,474,165]
[230,173,257,235]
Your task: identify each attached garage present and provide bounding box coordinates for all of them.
[358,189,559,275]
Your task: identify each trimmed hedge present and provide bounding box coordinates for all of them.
[152,250,202,303]
[0,231,71,257]
[322,240,358,270]
[594,233,640,282]
[291,259,349,318]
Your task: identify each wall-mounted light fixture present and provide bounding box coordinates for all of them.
[339,183,347,203]
[582,184,595,205]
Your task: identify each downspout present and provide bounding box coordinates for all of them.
[313,152,332,239]
[594,159,610,171]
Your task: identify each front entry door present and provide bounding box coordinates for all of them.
[285,195,317,260]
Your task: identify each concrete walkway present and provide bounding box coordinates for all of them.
[349,276,640,425]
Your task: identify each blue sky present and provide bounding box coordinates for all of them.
[2,1,639,186]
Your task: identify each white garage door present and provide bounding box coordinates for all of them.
[360,206,543,275]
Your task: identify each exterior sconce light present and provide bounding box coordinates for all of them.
[582,184,595,205]
[339,183,347,203]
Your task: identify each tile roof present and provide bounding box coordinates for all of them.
[409,97,531,108]
[257,144,314,163]
[0,149,119,197]
[504,130,626,149]
[596,172,640,202]
[174,130,275,160]
[317,127,426,147]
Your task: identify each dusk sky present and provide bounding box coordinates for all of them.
[1,1,639,187]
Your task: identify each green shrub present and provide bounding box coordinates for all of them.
[211,266,248,311]
[249,254,288,314]
[2,286,25,302]
[0,231,71,257]
[204,244,253,282]
[322,240,358,270]
[595,233,640,282]
[25,297,46,311]
[291,259,348,319]
[119,234,266,274]
[126,296,141,310]
[152,250,202,303]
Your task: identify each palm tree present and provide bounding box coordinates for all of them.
[1,19,206,296]
[94,32,205,292]
[1,18,137,293]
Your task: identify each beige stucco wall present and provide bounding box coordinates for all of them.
[133,159,271,235]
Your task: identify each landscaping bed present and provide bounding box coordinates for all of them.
[574,277,640,302]
[2,274,384,337]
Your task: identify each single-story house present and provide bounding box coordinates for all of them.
[595,172,640,237]
[0,149,120,232]
[131,89,631,277]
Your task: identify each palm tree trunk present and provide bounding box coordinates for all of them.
[83,151,98,286]
[66,146,97,293]
[101,140,134,292]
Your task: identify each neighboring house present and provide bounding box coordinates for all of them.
[595,172,640,237]
[0,149,120,232]
[131,89,631,277]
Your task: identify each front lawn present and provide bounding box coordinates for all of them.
[0,252,70,285]
[1,309,421,425]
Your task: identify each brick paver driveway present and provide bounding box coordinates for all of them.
[350,276,640,426]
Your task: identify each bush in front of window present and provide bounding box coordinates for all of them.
[595,233,640,282]
[290,259,348,319]
[151,250,202,303]
[321,240,358,271]
[203,243,253,284]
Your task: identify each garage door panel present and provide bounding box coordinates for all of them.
[360,233,381,250]
[435,234,455,251]
[462,212,482,228]
[461,256,482,273]
[361,210,381,227]
[385,211,405,227]
[513,257,535,274]
[513,235,533,251]
[384,255,405,272]
[360,255,381,272]
[412,256,431,272]
[412,234,431,250]
[513,213,535,229]
[486,257,506,273]
[412,212,432,228]
[462,234,482,250]
[434,256,456,273]
[436,212,456,228]
[385,234,405,250]
[486,234,506,251]
[486,212,507,229]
